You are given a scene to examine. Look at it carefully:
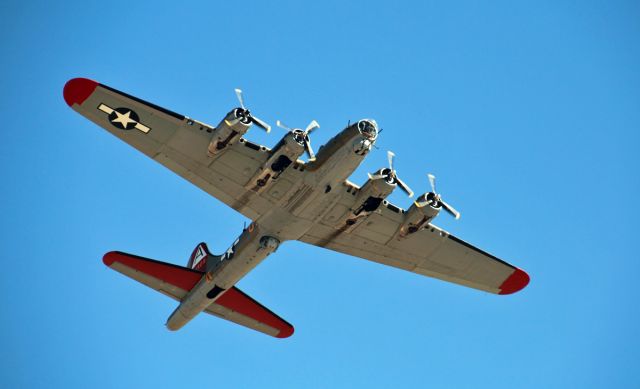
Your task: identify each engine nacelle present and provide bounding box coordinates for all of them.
[245,132,306,192]
[334,176,396,232]
[350,176,396,216]
[397,193,441,239]
[207,109,252,156]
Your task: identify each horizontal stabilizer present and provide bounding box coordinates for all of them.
[103,251,201,299]
[207,287,294,338]
[103,251,293,338]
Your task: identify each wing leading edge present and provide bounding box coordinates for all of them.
[103,252,294,338]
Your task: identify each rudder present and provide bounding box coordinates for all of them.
[186,242,211,271]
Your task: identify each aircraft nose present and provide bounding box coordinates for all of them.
[357,119,379,140]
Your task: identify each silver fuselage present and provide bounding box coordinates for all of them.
[166,121,378,330]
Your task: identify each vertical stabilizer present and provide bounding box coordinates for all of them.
[186,242,211,271]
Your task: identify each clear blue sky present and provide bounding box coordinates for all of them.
[1,1,638,388]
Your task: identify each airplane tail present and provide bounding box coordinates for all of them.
[186,242,211,271]
[102,250,294,338]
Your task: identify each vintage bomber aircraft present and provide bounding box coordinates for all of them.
[64,78,529,338]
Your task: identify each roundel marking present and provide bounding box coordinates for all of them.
[109,107,140,130]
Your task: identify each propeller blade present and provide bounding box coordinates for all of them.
[427,173,437,193]
[440,199,461,220]
[304,139,316,160]
[276,120,292,131]
[395,176,414,198]
[234,88,245,109]
[305,120,320,134]
[387,151,395,171]
[251,116,271,133]
[232,88,271,131]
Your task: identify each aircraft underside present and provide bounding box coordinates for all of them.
[65,78,529,338]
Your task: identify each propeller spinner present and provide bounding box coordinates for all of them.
[232,88,271,133]
[368,151,414,197]
[423,173,461,219]
[276,119,320,160]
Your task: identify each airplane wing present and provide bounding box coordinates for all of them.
[103,252,294,338]
[299,200,529,295]
[64,78,276,220]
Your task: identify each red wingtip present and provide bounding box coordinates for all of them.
[102,251,119,267]
[63,77,98,107]
[499,268,530,295]
[276,325,295,339]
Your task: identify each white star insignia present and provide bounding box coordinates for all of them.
[111,110,137,128]
[97,104,151,134]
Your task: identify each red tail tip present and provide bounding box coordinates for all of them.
[63,77,98,107]
[499,268,530,295]
[103,251,120,267]
[276,325,295,339]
